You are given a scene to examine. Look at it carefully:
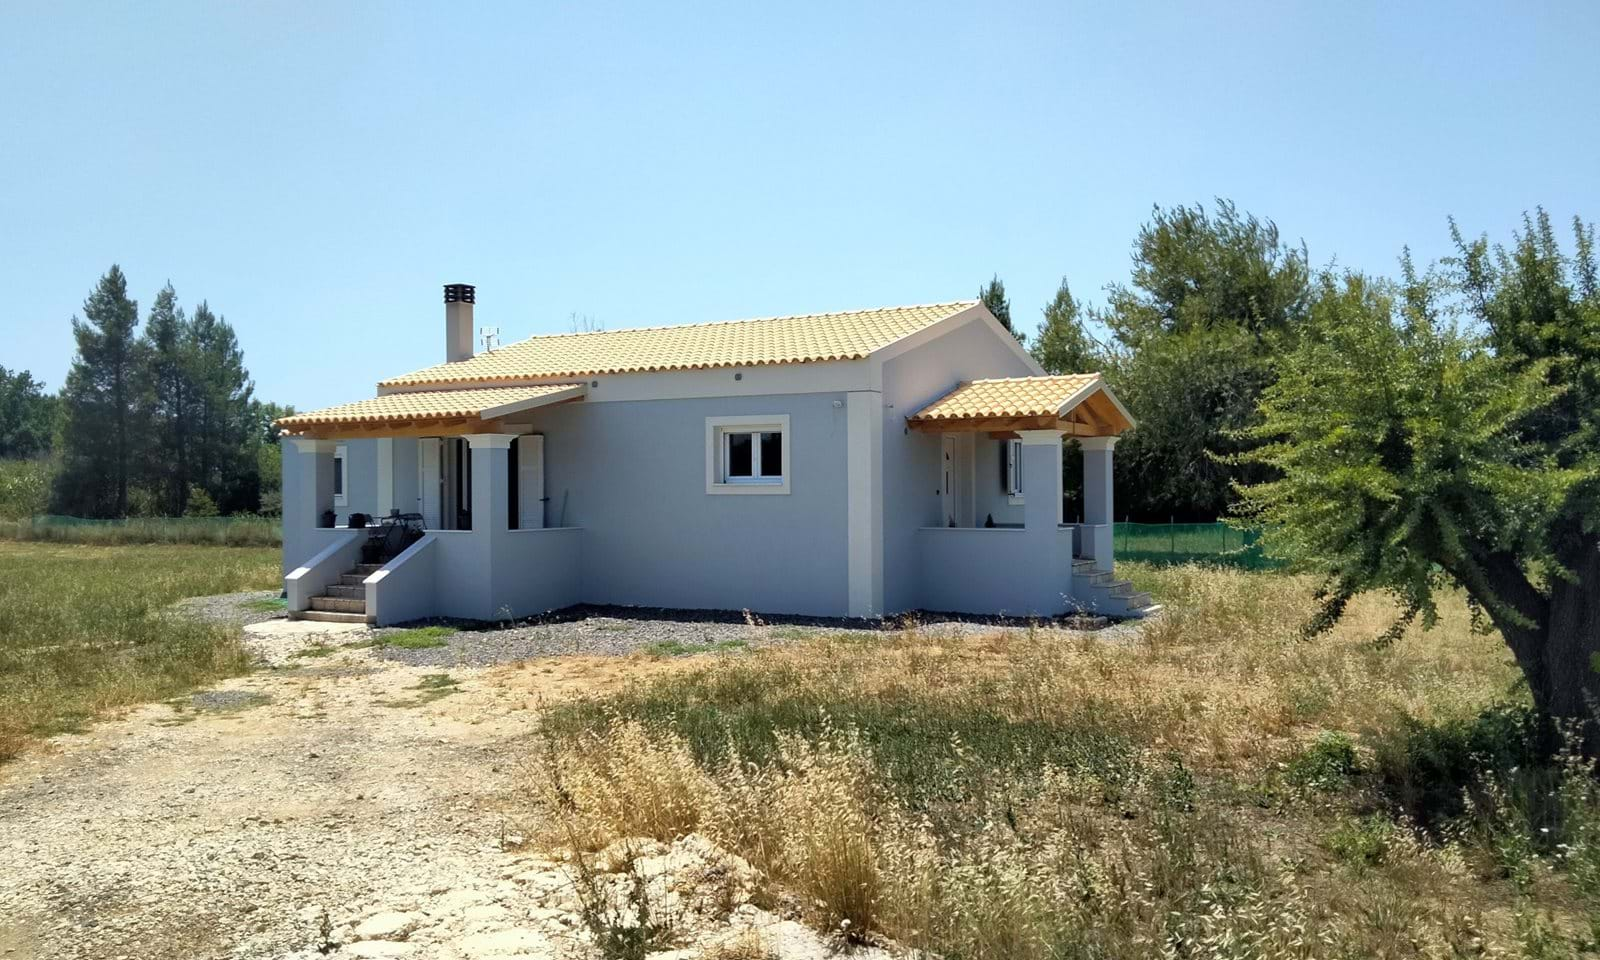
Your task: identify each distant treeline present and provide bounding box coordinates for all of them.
[0,266,293,521]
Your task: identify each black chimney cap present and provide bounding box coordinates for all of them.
[443,283,475,304]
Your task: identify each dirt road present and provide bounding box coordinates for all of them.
[0,618,854,960]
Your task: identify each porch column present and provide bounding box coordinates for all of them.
[281,437,336,576]
[466,433,517,533]
[1017,429,1068,616]
[1080,436,1118,570]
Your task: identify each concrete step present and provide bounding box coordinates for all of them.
[325,584,365,600]
[289,609,370,624]
[336,574,369,587]
[1104,579,1136,596]
[352,563,384,576]
[1126,603,1164,619]
[310,596,366,614]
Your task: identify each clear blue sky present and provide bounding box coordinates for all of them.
[3,1,1596,410]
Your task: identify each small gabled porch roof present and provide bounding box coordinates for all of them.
[274,383,585,439]
[906,374,1134,437]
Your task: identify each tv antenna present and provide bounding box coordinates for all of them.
[479,326,501,352]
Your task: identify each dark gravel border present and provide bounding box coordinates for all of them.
[172,590,288,627]
[367,603,1125,668]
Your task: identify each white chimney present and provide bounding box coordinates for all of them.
[444,283,475,362]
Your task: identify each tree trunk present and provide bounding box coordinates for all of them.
[1537,544,1600,723]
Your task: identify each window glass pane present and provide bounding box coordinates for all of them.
[759,431,782,477]
[334,458,344,495]
[727,432,753,477]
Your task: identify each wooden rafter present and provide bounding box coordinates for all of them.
[283,417,530,440]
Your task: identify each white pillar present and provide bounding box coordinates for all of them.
[466,434,516,532]
[1017,430,1065,530]
[1080,436,1118,570]
[1016,429,1069,616]
[281,437,336,576]
[845,391,883,618]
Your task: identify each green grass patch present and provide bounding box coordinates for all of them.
[379,672,460,708]
[377,626,455,650]
[243,596,288,613]
[641,637,749,658]
[0,542,280,762]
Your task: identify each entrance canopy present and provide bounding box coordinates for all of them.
[275,384,585,439]
[906,374,1133,437]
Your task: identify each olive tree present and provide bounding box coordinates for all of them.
[1237,211,1599,723]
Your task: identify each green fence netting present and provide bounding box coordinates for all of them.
[1114,522,1279,570]
[6,514,282,546]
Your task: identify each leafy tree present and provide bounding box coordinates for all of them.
[1236,211,1600,726]
[1031,279,1102,374]
[251,401,294,516]
[183,484,219,517]
[54,266,143,516]
[1102,200,1310,519]
[978,275,1022,342]
[0,366,58,459]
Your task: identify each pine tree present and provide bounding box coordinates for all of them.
[185,302,257,513]
[137,282,191,514]
[1031,279,1102,374]
[54,266,142,516]
[978,275,1022,341]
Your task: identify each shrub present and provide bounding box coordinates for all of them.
[0,458,50,520]
[1286,731,1359,791]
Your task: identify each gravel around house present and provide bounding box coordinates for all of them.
[174,590,289,627]
[184,593,1149,669]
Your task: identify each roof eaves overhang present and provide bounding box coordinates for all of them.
[476,383,586,419]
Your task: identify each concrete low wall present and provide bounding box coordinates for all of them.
[422,527,584,622]
[284,531,363,613]
[494,527,583,620]
[914,526,1077,617]
[1080,523,1113,572]
[366,534,439,626]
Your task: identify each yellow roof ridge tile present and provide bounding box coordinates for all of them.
[502,299,980,341]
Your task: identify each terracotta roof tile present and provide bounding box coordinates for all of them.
[378,301,977,387]
[908,374,1103,422]
[275,384,582,430]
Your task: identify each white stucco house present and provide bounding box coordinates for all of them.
[275,285,1153,625]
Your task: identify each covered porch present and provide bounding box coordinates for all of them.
[274,384,586,625]
[906,374,1151,618]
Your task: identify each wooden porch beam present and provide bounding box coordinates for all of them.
[286,416,522,440]
[908,414,1059,434]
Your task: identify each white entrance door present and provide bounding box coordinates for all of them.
[941,435,956,527]
[516,435,545,529]
[418,439,442,529]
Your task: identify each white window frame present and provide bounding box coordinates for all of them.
[706,414,791,495]
[333,443,348,507]
[1006,438,1024,505]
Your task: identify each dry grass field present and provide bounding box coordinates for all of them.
[0,542,281,763]
[530,564,1600,959]
[3,540,1596,958]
